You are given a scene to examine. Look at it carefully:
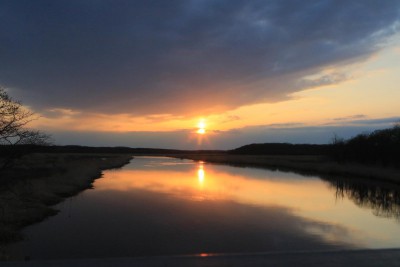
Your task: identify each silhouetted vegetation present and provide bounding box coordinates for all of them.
[229,143,328,155]
[0,88,51,170]
[327,177,400,220]
[0,145,226,156]
[330,124,400,168]
[226,125,400,170]
[0,153,131,253]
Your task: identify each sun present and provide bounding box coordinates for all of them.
[197,119,206,134]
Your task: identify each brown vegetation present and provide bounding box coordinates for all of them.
[0,153,131,259]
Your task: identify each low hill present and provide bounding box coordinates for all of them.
[229,143,329,155]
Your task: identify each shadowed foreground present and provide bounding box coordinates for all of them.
[1,249,400,267]
[0,153,132,251]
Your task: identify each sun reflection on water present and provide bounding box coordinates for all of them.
[197,162,205,185]
[93,157,400,249]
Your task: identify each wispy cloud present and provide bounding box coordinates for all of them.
[349,117,400,126]
[332,114,368,121]
[328,116,400,126]
[298,72,351,89]
[263,122,306,128]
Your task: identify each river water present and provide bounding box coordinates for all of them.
[6,156,400,259]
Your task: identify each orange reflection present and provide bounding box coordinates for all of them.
[96,157,400,249]
[197,162,205,185]
[97,161,330,208]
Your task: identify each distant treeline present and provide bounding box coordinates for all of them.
[1,124,399,169]
[0,144,225,157]
[229,143,329,155]
[230,124,400,168]
[330,124,400,168]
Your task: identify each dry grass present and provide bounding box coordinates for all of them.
[0,153,131,258]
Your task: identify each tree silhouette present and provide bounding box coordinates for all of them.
[329,123,400,168]
[0,87,51,169]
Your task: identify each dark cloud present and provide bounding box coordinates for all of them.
[1,0,399,115]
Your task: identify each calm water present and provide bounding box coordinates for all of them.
[6,157,400,259]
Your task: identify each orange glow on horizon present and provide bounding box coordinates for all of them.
[196,119,206,135]
[197,128,206,134]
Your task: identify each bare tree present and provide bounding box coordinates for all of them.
[0,87,51,169]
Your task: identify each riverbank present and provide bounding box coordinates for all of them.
[0,153,132,259]
[173,154,400,183]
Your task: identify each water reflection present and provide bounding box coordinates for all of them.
[96,158,400,250]
[6,157,400,260]
[197,161,205,185]
[328,178,400,219]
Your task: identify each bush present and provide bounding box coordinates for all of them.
[329,124,400,168]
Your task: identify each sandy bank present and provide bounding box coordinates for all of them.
[0,153,131,258]
[173,154,400,183]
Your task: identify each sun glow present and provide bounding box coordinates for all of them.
[197,119,206,134]
[197,128,205,134]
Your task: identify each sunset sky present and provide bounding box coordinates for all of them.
[1,0,400,149]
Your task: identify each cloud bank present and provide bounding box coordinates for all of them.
[1,0,399,116]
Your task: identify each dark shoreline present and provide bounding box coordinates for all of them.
[170,154,400,184]
[0,153,132,260]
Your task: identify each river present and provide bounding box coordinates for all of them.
[6,156,400,259]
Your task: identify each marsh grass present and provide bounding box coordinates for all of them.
[0,153,131,253]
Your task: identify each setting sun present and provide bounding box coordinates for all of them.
[197,119,206,134]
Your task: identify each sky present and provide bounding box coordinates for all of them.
[1,0,400,149]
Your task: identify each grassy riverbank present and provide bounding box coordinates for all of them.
[0,153,131,258]
[174,154,400,183]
